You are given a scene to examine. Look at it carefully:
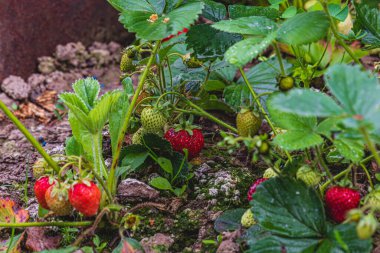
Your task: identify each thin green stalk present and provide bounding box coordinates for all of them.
[359,163,374,190]
[321,2,363,68]
[239,68,292,161]
[0,221,92,228]
[0,100,60,173]
[108,41,161,195]
[6,226,15,253]
[316,145,334,182]
[273,42,286,76]
[320,165,352,193]
[360,127,380,167]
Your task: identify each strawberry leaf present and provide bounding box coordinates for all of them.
[201,0,227,22]
[228,4,280,20]
[0,198,29,226]
[212,16,278,35]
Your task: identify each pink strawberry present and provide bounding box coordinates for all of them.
[34,176,55,210]
[325,186,361,223]
[164,128,204,160]
[247,178,268,202]
[69,181,101,217]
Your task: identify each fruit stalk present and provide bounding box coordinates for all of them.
[273,42,286,76]
[360,126,380,167]
[108,41,161,195]
[239,68,292,161]
[0,100,61,173]
[320,165,352,193]
[0,221,92,228]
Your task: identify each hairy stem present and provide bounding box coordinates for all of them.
[108,41,161,195]
[273,42,286,76]
[0,100,60,173]
[360,127,380,167]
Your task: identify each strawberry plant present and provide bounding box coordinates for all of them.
[0,0,379,251]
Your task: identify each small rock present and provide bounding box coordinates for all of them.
[216,240,240,253]
[117,178,159,202]
[38,56,56,74]
[28,74,47,101]
[89,49,111,66]
[1,75,30,100]
[55,42,88,67]
[45,71,70,91]
[0,92,17,107]
[139,233,174,253]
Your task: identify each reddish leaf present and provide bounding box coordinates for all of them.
[0,198,29,225]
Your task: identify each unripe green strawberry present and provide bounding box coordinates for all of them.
[236,109,262,137]
[365,190,380,208]
[263,168,277,178]
[32,158,48,179]
[296,165,321,187]
[241,209,256,228]
[258,141,270,154]
[346,209,363,222]
[185,57,203,68]
[132,128,145,145]
[45,184,72,216]
[279,76,294,91]
[120,54,136,72]
[141,107,167,132]
[356,214,378,239]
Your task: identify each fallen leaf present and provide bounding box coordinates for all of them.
[36,91,57,112]
[0,198,29,226]
[25,227,62,252]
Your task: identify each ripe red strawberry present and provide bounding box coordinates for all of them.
[69,181,101,217]
[164,128,204,160]
[34,176,55,209]
[45,184,72,216]
[325,186,361,223]
[247,178,268,202]
[162,28,189,42]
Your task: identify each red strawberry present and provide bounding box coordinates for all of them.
[69,181,101,217]
[164,128,204,160]
[247,178,268,202]
[45,184,72,216]
[325,186,361,223]
[34,176,55,209]
[162,28,189,42]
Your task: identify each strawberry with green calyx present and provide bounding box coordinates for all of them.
[296,165,321,187]
[356,213,378,239]
[69,180,101,217]
[325,185,361,223]
[241,209,256,228]
[279,76,294,91]
[247,178,268,202]
[32,158,49,179]
[236,108,262,137]
[34,176,56,210]
[45,183,72,216]
[140,106,167,133]
[164,117,204,160]
[263,168,277,179]
[120,46,138,73]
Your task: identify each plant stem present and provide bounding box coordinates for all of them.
[6,226,15,253]
[360,127,380,167]
[320,165,352,193]
[359,163,374,190]
[273,42,286,76]
[108,41,161,195]
[0,221,92,228]
[0,100,60,173]
[239,68,292,161]
[321,2,363,68]
[316,145,334,182]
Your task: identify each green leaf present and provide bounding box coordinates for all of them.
[142,133,173,156]
[203,80,226,91]
[149,177,173,191]
[201,0,227,22]
[88,91,122,133]
[273,130,323,150]
[64,136,83,156]
[281,6,297,19]
[157,157,173,174]
[72,77,100,111]
[268,89,343,117]
[328,3,349,22]
[228,5,280,20]
[225,33,276,67]
[108,0,165,14]
[354,3,380,49]
[253,177,326,237]
[334,137,364,162]
[59,92,92,130]
[214,208,245,233]
[277,11,329,45]
[109,88,131,156]
[118,2,204,41]
[324,64,380,129]
[120,145,150,175]
[212,16,277,35]
[186,24,243,59]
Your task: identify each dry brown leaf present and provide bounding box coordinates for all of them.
[25,227,61,252]
[35,90,57,112]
